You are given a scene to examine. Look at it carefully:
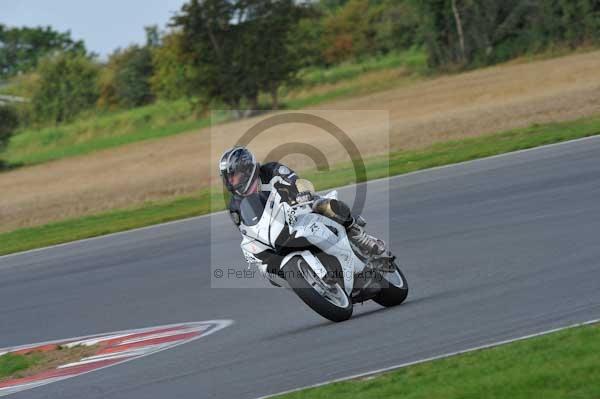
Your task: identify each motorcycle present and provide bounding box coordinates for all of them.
[239,178,408,322]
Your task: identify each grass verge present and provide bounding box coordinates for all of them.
[3,102,227,166]
[297,49,426,87]
[0,353,39,380]
[1,115,600,256]
[0,345,98,381]
[274,322,600,399]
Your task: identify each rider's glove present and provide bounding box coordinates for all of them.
[274,180,299,204]
[296,191,312,204]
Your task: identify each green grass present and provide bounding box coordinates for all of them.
[0,345,99,381]
[297,48,426,87]
[1,50,426,167]
[275,322,600,399]
[0,190,220,255]
[1,115,600,256]
[280,49,426,109]
[0,353,41,380]
[282,70,419,110]
[3,101,230,166]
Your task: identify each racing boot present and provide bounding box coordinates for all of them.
[347,217,386,258]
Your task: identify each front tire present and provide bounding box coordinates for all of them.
[283,256,353,322]
[373,261,409,307]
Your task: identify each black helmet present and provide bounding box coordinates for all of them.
[219,146,260,196]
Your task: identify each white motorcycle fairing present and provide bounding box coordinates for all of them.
[239,183,366,295]
[285,211,365,294]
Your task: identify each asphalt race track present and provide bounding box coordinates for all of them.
[2,137,600,398]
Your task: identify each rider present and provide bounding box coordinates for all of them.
[219,146,386,258]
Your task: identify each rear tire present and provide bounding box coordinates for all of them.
[373,262,409,307]
[283,256,353,322]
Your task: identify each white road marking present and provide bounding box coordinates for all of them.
[64,333,134,348]
[118,329,200,345]
[57,344,170,369]
[255,317,600,399]
[0,378,68,395]
[0,320,234,398]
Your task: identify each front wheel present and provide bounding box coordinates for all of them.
[283,256,353,322]
[373,261,409,307]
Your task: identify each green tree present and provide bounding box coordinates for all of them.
[418,0,540,67]
[145,25,161,48]
[114,46,155,107]
[322,0,372,63]
[536,0,600,48]
[0,25,86,79]
[289,16,326,69]
[243,0,308,109]
[417,0,600,69]
[0,104,18,154]
[319,0,350,12]
[98,45,155,109]
[31,52,99,123]
[319,0,419,64]
[172,0,240,108]
[172,0,308,111]
[371,0,421,53]
[150,32,195,100]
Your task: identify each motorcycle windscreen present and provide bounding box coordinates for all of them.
[240,192,269,226]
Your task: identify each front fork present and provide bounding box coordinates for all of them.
[351,251,396,303]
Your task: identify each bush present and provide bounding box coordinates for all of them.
[0,24,87,79]
[31,52,100,124]
[418,0,600,69]
[98,45,155,109]
[150,32,193,101]
[0,104,18,152]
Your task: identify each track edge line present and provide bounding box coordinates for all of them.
[254,317,600,399]
[2,134,599,260]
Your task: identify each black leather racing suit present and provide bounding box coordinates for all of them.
[227,162,353,229]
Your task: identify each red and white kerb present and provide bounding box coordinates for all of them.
[0,320,233,397]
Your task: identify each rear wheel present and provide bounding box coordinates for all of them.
[283,256,353,322]
[373,261,409,307]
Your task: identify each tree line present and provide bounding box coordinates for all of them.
[419,0,600,68]
[0,0,599,137]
